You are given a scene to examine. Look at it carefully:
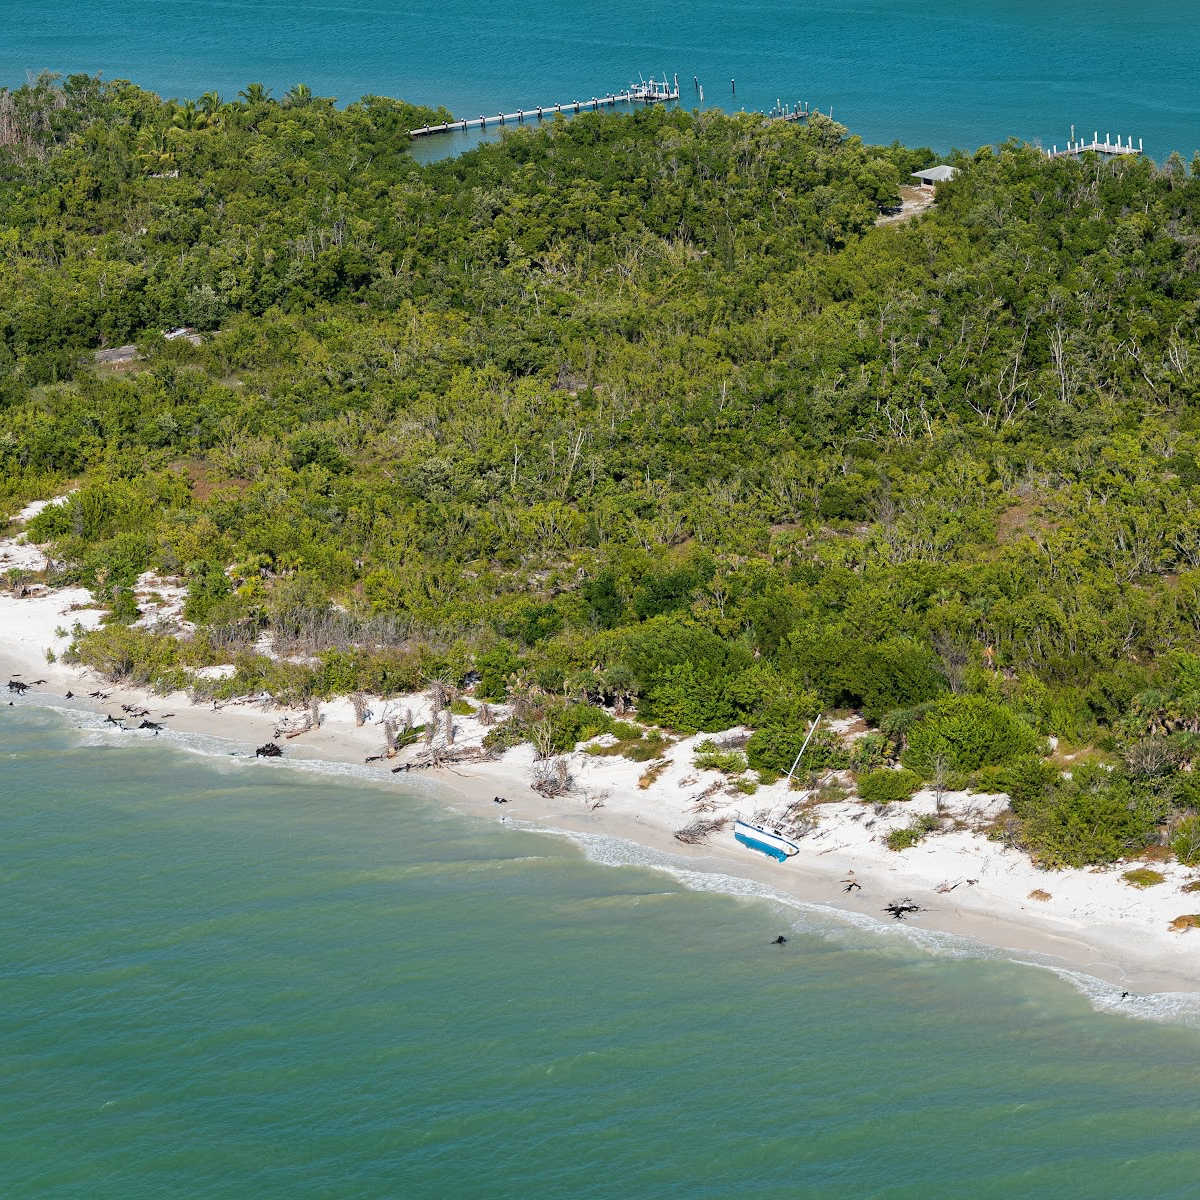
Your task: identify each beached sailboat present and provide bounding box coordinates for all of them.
[732,715,821,862]
[733,820,799,863]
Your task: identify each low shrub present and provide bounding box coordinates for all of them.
[1172,773,1200,811]
[856,767,921,805]
[1169,914,1200,933]
[693,738,748,775]
[1172,814,1200,865]
[1000,755,1061,817]
[747,722,848,775]
[586,726,669,762]
[1122,868,1166,888]
[475,642,522,701]
[848,731,893,772]
[885,814,939,851]
[1019,763,1156,868]
[71,624,216,693]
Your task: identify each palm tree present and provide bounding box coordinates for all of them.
[238,82,272,107]
[197,90,223,117]
[135,126,175,174]
[282,83,312,108]
[171,99,199,131]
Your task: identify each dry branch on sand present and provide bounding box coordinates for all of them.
[674,817,728,845]
[532,757,573,797]
[390,745,490,773]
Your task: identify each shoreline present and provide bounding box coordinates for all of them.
[4,523,1200,1008]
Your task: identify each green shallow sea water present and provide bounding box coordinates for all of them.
[4,702,1200,1198]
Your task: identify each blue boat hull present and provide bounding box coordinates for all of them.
[734,831,790,863]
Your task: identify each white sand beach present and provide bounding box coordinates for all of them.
[3,504,1200,1002]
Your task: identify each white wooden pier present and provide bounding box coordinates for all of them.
[410,77,681,138]
[1047,131,1143,159]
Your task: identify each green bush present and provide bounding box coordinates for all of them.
[542,702,615,751]
[854,637,948,724]
[1172,773,1200,812]
[693,739,748,775]
[902,696,1039,776]
[1173,815,1200,865]
[475,643,522,701]
[746,719,846,776]
[183,560,232,624]
[639,661,735,732]
[878,701,940,744]
[1019,764,1156,868]
[856,768,921,805]
[619,615,753,731]
[999,755,1061,817]
[886,815,939,851]
[849,731,893,772]
[483,720,525,754]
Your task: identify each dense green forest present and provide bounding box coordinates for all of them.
[5,72,1200,868]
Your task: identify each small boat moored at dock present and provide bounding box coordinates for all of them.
[733,819,799,863]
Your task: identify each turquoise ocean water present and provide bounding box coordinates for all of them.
[5,701,1200,1198]
[6,8,1200,1189]
[4,0,1200,158]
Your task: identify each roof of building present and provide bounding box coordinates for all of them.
[911,164,959,184]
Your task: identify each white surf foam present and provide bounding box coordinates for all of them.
[14,694,1200,1025]
[521,822,1200,1027]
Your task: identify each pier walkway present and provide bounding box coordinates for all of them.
[410,80,680,138]
[408,78,817,139]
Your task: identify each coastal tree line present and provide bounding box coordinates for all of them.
[5,74,1200,869]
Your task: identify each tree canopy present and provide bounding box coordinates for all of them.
[6,73,1200,865]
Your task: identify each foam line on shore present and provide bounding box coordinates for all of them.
[7,679,1200,1017]
[14,693,438,792]
[528,822,1200,1027]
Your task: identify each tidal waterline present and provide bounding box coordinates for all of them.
[4,703,1200,1198]
[5,0,1200,158]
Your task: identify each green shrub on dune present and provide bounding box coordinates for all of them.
[856,768,922,805]
[902,696,1040,777]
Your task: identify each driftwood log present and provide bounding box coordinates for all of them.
[255,742,283,758]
